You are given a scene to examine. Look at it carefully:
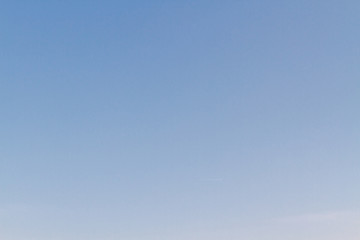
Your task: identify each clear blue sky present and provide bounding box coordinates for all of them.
[1,1,359,239]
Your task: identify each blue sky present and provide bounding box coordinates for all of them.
[1,1,359,239]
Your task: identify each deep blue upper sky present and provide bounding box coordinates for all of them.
[1,1,359,239]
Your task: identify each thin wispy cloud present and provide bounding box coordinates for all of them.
[276,209,360,224]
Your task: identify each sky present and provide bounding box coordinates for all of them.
[1,0,359,239]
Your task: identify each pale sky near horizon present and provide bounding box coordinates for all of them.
[1,1,360,239]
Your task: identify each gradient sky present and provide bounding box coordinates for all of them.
[1,1,359,239]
